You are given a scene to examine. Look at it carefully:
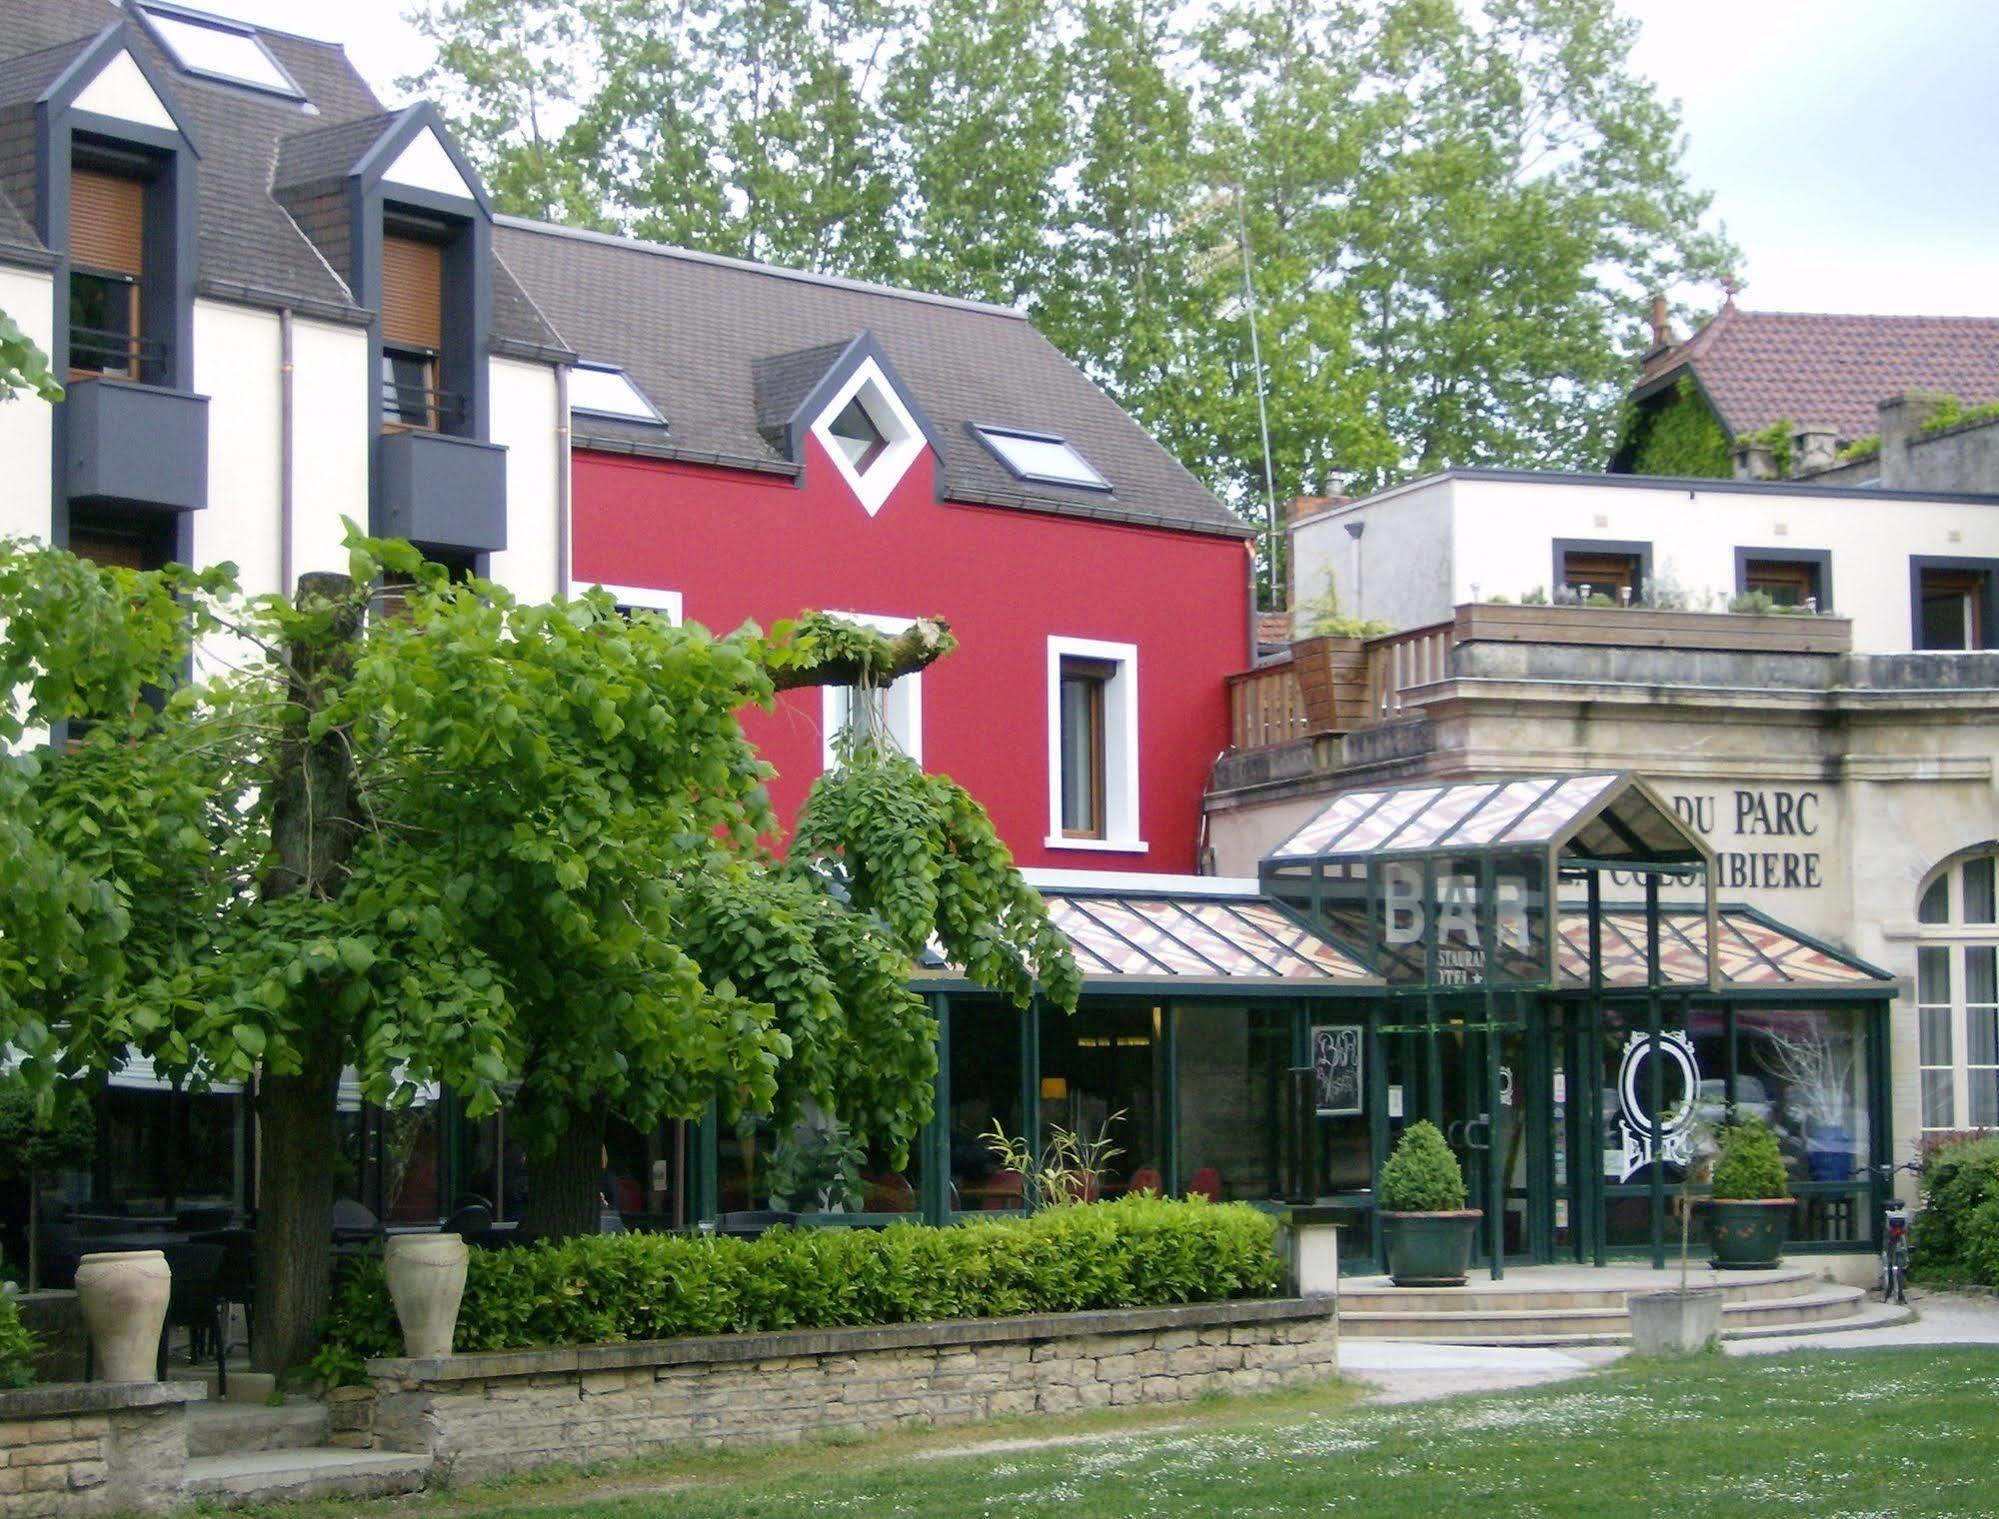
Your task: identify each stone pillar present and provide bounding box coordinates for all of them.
[1791,425,1836,476]
[1877,392,1951,490]
[1732,440,1777,481]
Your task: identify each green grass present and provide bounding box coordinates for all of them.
[242,1349,1999,1519]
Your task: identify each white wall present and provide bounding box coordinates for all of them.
[191,300,283,594]
[486,357,561,602]
[288,317,371,582]
[1293,472,1999,653]
[0,265,55,543]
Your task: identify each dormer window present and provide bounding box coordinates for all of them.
[806,357,925,516]
[971,425,1110,491]
[66,165,147,380]
[135,4,304,99]
[828,396,887,472]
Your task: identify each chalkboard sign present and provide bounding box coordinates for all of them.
[1311,1025,1363,1117]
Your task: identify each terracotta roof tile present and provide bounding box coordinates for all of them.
[1641,303,1999,444]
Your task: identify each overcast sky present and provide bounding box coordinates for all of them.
[205,0,1999,317]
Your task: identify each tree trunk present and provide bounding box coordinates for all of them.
[519,1099,608,1242]
[252,572,366,1375]
[251,1042,341,1375]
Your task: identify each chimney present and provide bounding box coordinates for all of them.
[1877,391,1951,491]
[1791,425,1836,476]
[1649,293,1671,352]
[1287,494,1347,521]
[1732,439,1777,481]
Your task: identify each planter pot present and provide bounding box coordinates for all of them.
[1806,1126,1856,1182]
[1382,1210,1482,1286]
[1290,636,1371,731]
[74,1249,171,1382]
[384,1232,469,1358]
[1708,1198,1793,1270]
[1628,1288,1723,1356]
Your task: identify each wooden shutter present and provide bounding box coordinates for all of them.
[380,235,443,351]
[69,169,144,275]
[69,527,149,571]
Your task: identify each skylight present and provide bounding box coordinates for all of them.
[972,426,1109,491]
[568,364,665,425]
[137,5,303,99]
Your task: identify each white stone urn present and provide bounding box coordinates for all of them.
[384,1232,469,1358]
[75,1249,172,1383]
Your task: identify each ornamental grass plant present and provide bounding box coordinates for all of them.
[1377,1121,1466,1213]
[312,1194,1281,1386]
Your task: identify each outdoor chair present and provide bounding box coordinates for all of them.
[331,1198,380,1237]
[440,1201,494,1247]
[1125,1166,1162,1196]
[1186,1167,1222,1201]
[864,1173,916,1213]
[156,1241,227,1395]
[981,1169,1024,1209]
[193,1226,255,1360]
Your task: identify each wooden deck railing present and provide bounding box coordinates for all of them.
[1226,657,1311,750]
[1364,619,1456,720]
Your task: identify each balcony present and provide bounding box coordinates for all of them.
[63,376,208,512]
[376,428,508,554]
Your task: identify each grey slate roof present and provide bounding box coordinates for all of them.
[496,218,1250,538]
[0,0,562,352]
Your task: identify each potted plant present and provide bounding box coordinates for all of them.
[1378,1121,1481,1286]
[1707,1118,1793,1269]
[1290,570,1392,732]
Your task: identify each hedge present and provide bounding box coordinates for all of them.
[1912,1134,1999,1286]
[0,1293,37,1389]
[312,1194,1282,1386]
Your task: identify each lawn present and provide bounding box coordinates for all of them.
[292,1348,1999,1519]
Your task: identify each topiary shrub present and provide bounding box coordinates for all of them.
[310,1194,1283,1387]
[0,1291,38,1389]
[1708,1120,1790,1200]
[1912,1133,1999,1283]
[1377,1120,1467,1213]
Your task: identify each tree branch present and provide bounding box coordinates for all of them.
[766,616,954,691]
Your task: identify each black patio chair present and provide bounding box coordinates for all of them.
[157,1241,227,1395]
[440,1201,494,1248]
[193,1226,256,1361]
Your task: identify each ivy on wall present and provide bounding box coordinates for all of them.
[1620,377,1731,478]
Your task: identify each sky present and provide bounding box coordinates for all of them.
[193,0,1999,318]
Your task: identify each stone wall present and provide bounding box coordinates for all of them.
[0,1383,195,1519]
[358,1298,1338,1483]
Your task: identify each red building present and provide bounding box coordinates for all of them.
[499,222,1254,872]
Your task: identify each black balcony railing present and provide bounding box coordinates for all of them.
[381,378,468,432]
[68,326,169,386]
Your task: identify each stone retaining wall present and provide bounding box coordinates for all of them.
[0,1383,196,1518]
[359,1297,1338,1482]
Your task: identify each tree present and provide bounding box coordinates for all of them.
[0,534,1077,1371]
[0,310,61,404]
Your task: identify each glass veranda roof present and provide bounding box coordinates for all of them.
[1268,773,1708,870]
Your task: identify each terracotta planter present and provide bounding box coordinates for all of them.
[1708,1198,1793,1270]
[74,1249,171,1383]
[1382,1210,1482,1286]
[1289,636,1370,731]
[1629,1288,1722,1355]
[384,1232,469,1358]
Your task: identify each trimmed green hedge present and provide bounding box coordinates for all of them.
[312,1195,1282,1386]
[1709,1120,1790,1201]
[1377,1120,1465,1212]
[1912,1135,1999,1286]
[0,1292,37,1389]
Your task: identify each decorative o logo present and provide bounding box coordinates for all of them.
[1617,1030,1697,1141]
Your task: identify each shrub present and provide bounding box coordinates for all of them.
[1912,1133,1999,1283]
[0,1291,38,1389]
[1378,1121,1466,1213]
[311,1194,1282,1386]
[1708,1120,1790,1200]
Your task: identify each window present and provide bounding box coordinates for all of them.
[819,612,922,767]
[68,507,176,572]
[806,357,926,516]
[1554,540,1650,603]
[1045,637,1142,852]
[1914,850,1999,1133]
[571,582,684,625]
[136,5,303,99]
[970,425,1110,491]
[1913,560,1996,651]
[67,166,145,380]
[1736,548,1830,611]
[379,232,447,432]
[569,365,664,425]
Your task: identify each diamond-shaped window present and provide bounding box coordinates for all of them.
[828,395,887,472]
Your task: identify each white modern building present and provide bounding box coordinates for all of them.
[1292,469,1999,653]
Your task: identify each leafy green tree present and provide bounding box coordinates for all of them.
[0,310,61,403]
[0,535,1075,1371]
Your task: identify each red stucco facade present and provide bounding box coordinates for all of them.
[571,432,1251,873]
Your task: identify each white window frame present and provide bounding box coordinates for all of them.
[1044,635,1144,854]
[807,357,925,517]
[820,611,923,769]
[1913,851,1999,1134]
[569,580,683,625]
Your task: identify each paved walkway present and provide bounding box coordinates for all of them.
[1726,1288,1999,1355]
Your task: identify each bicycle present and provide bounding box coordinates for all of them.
[1870,1160,1922,1306]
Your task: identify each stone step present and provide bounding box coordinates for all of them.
[167,1369,280,1405]
[186,1401,331,1458]
[1338,1267,1817,1315]
[1723,1299,1918,1340]
[179,1448,432,1506]
[1340,1285,1867,1344]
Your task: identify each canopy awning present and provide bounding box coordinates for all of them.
[1555,904,1890,990]
[1042,887,1378,987]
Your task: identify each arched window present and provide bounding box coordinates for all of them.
[1914,849,1999,1133]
